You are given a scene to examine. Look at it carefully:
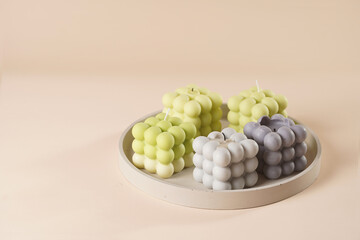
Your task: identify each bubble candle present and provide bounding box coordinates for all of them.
[227,85,288,132]
[162,84,223,137]
[132,113,196,178]
[243,114,308,179]
[192,127,259,190]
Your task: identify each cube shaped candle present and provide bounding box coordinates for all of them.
[192,127,259,190]
[131,113,196,178]
[243,114,308,179]
[227,86,288,132]
[162,84,223,137]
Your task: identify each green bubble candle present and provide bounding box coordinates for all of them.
[162,84,223,137]
[132,112,197,178]
[227,85,288,132]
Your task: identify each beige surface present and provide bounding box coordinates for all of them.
[1,0,359,239]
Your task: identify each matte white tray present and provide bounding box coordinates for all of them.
[118,104,321,209]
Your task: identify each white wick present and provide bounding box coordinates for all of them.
[256,80,260,92]
[164,108,170,120]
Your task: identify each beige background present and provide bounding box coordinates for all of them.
[1,0,359,239]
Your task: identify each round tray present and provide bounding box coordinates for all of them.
[118,104,321,209]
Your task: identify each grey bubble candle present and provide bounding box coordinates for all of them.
[243,114,308,179]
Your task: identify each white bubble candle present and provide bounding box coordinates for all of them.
[192,127,259,190]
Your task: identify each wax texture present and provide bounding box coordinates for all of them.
[162,84,223,137]
[192,127,259,190]
[227,86,288,132]
[132,113,196,178]
[244,114,308,179]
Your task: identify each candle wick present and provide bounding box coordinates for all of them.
[164,108,170,121]
[256,80,260,93]
[192,88,194,92]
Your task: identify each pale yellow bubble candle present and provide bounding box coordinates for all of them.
[227,85,288,132]
[162,84,223,137]
[132,112,196,178]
